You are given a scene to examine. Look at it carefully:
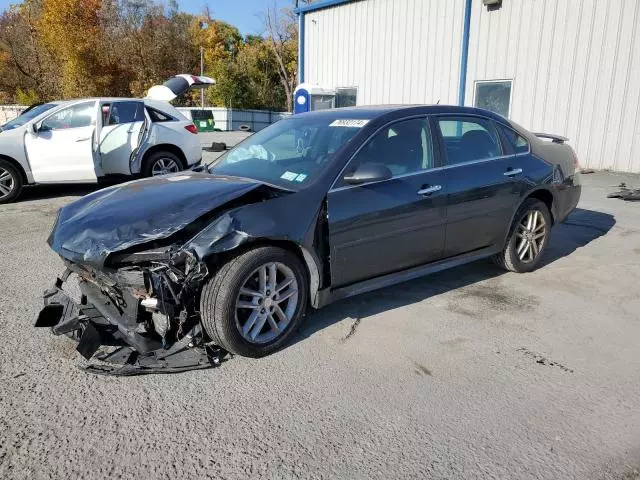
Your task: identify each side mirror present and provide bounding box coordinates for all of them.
[344,163,392,185]
[31,122,39,134]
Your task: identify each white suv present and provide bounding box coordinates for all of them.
[0,75,214,204]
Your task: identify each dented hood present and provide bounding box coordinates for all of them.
[48,172,262,266]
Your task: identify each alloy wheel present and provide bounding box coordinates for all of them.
[515,210,547,263]
[151,158,180,176]
[235,262,299,344]
[0,167,15,200]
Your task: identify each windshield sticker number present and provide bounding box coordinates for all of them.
[295,174,307,183]
[281,171,298,181]
[329,119,369,128]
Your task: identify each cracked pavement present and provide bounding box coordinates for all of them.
[1,170,639,479]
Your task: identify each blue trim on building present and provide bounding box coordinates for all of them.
[458,0,473,106]
[295,0,357,14]
[298,12,305,83]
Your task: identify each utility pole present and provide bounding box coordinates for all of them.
[200,46,204,109]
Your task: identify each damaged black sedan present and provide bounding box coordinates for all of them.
[37,105,581,374]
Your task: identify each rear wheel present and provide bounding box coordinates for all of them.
[0,159,23,204]
[200,246,308,357]
[494,198,551,273]
[142,151,183,177]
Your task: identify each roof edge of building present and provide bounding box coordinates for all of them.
[294,0,358,15]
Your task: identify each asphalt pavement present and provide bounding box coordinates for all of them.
[0,170,639,479]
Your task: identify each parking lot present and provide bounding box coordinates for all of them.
[0,169,639,479]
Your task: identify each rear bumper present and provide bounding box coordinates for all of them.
[35,272,225,375]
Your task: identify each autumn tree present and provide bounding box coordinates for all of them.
[0,0,305,111]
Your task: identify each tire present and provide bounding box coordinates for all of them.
[200,246,308,357]
[141,151,184,177]
[0,159,23,204]
[494,198,552,273]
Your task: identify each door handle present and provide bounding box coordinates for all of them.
[75,136,91,142]
[417,185,442,196]
[504,168,523,177]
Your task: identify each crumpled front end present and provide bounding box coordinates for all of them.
[36,173,310,373]
[35,248,227,375]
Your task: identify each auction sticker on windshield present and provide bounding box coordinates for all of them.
[329,119,369,128]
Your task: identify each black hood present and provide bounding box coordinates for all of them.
[48,172,263,266]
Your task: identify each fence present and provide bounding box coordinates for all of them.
[177,107,290,132]
[0,105,290,131]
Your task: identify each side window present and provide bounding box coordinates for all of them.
[436,117,501,165]
[499,125,530,154]
[105,101,145,125]
[41,102,95,131]
[339,117,434,186]
[147,107,173,122]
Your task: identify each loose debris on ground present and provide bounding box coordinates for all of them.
[517,347,574,373]
[607,183,640,201]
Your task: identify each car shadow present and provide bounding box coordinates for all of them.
[290,207,615,346]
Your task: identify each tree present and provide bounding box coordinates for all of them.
[0,0,59,101]
[0,0,304,111]
[263,4,299,110]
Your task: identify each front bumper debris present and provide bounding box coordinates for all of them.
[35,272,227,376]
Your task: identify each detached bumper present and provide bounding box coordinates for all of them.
[35,272,226,376]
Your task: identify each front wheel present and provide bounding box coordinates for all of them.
[200,246,308,357]
[494,198,552,273]
[0,159,23,204]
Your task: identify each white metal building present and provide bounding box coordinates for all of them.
[296,0,640,173]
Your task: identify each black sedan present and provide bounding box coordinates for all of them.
[37,105,581,373]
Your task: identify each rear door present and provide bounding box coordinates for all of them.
[434,115,525,257]
[327,116,447,287]
[99,100,146,175]
[25,101,99,183]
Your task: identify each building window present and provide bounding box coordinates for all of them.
[335,87,357,108]
[474,80,512,118]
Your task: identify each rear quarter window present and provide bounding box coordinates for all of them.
[499,125,530,154]
[147,108,174,122]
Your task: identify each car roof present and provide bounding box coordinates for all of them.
[294,104,511,124]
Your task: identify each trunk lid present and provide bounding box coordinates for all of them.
[145,75,216,102]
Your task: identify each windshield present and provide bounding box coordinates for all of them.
[209,116,368,189]
[1,103,57,130]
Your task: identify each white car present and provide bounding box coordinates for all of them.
[0,75,214,204]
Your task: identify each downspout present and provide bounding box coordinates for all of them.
[298,12,305,84]
[458,0,472,106]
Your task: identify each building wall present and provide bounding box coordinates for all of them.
[466,0,640,172]
[304,0,465,106]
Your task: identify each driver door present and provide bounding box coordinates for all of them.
[327,117,447,287]
[98,100,147,175]
[24,101,99,183]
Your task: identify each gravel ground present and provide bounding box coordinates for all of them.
[1,171,639,480]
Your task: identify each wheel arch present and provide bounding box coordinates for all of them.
[500,187,556,249]
[524,188,555,224]
[207,238,322,309]
[141,144,188,170]
[0,154,29,184]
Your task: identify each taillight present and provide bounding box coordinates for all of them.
[570,147,581,169]
[185,124,198,134]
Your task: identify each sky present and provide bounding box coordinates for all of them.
[0,0,291,36]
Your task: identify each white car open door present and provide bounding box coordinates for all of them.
[24,100,99,183]
[98,100,147,175]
